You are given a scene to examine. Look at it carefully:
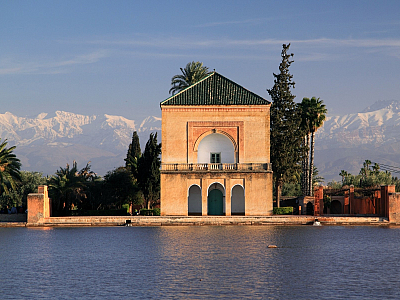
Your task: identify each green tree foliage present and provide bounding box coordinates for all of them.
[137,132,161,209]
[281,167,323,197]
[312,166,324,186]
[0,139,21,197]
[75,163,102,210]
[125,131,141,179]
[299,97,327,196]
[80,177,104,211]
[0,171,46,209]
[327,180,343,189]
[299,99,311,197]
[124,131,144,206]
[281,182,302,197]
[48,161,98,215]
[267,44,305,207]
[169,61,212,95]
[339,170,349,184]
[102,167,139,209]
[307,97,327,195]
[330,160,400,191]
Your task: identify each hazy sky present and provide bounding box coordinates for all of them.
[1,0,399,120]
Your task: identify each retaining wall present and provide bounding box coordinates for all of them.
[20,215,390,227]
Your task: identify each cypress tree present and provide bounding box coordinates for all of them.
[125,131,141,179]
[137,133,161,209]
[267,44,305,207]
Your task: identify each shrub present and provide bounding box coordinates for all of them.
[68,209,128,216]
[139,208,160,216]
[273,207,293,215]
[122,203,130,213]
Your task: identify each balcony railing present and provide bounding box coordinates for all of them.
[161,163,272,172]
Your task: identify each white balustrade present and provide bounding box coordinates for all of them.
[161,163,271,172]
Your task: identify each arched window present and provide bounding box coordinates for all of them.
[231,185,245,215]
[197,133,235,164]
[188,185,202,216]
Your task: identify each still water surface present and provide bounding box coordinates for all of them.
[1,225,400,299]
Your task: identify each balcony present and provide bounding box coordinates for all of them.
[161,163,272,172]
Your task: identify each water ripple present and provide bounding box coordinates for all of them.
[1,226,400,299]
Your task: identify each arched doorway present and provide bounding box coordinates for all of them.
[188,185,202,216]
[231,185,245,215]
[197,133,235,164]
[208,183,225,216]
[330,200,342,214]
[306,202,314,215]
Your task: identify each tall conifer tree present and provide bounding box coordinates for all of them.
[137,133,161,209]
[125,131,141,179]
[267,44,305,207]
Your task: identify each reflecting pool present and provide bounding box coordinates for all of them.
[1,226,399,299]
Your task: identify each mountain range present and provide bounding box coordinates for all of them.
[315,100,400,182]
[1,99,400,182]
[0,111,161,176]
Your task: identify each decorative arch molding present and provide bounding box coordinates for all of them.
[207,181,226,196]
[231,184,245,215]
[187,184,202,196]
[193,130,238,153]
[188,184,202,216]
[231,184,245,194]
[187,121,244,164]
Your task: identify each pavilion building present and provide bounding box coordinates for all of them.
[160,72,273,216]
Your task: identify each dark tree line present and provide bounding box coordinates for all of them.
[125,131,161,209]
[0,132,162,216]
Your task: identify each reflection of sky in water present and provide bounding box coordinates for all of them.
[1,226,400,299]
[153,226,282,298]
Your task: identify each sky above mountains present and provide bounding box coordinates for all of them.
[1,0,400,120]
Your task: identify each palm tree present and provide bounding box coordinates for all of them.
[0,139,21,196]
[169,61,211,95]
[48,161,84,214]
[299,98,312,196]
[339,170,348,185]
[307,97,327,196]
[372,163,380,175]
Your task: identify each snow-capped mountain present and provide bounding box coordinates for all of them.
[315,100,400,182]
[0,111,161,176]
[2,100,400,182]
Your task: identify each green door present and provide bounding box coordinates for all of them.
[208,189,223,215]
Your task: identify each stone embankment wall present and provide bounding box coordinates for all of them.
[27,215,389,227]
[0,215,393,227]
[0,214,26,223]
[6,185,396,227]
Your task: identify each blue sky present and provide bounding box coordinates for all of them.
[1,0,400,120]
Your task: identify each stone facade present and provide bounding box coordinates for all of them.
[160,73,273,216]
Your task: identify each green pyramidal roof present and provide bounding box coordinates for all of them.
[161,72,269,106]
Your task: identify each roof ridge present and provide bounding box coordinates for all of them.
[160,72,216,106]
[161,72,269,106]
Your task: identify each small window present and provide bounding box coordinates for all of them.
[210,153,221,163]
